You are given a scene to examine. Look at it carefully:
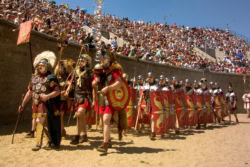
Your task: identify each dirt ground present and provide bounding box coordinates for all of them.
[0,114,250,167]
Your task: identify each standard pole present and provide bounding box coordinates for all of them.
[29,42,34,73]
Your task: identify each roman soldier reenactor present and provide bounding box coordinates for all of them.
[92,50,126,152]
[139,72,158,140]
[184,79,197,128]
[65,54,93,145]
[242,90,250,118]
[54,59,74,137]
[225,83,239,123]
[18,51,61,151]
[172,77,186,132]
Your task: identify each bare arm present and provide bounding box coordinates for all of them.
[40,86,60,102]
[99,77,122,95]
[21,90,32,107]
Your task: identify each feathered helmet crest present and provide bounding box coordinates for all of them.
[33,51,57,69]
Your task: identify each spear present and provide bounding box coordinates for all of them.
[11,94,24,144]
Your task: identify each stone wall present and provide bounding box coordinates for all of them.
[0,19,249,124]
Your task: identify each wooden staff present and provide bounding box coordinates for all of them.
[65,46,85,125]
[11,94,24,144]
[96,86,100,130]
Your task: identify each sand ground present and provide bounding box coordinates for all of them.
[0,114,250,167]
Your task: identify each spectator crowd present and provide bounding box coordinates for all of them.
[1,0,250,73]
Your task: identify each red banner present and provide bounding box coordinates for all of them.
[17,21,33,45]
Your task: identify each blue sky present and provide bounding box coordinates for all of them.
[54,0,250,39]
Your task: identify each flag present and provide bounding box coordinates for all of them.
[17,21,33,45]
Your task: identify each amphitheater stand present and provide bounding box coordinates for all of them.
[81,26,128,47]
[215,48,228,61]
[192,47,216,62]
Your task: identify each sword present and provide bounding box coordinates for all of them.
[11,94,24,144]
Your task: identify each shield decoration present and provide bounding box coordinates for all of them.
[204,94,213,123]
[107,77,130,111]
[126,87,137,127]
[161,91,171,132]
[185,94,197,126]
[220,95,228,117]
[195,93,205,124]
[174,91,186,127]
[151,91,165,135]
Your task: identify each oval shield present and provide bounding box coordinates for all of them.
[107,77,130,111]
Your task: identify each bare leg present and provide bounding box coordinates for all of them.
[32,118,36,131]
[228,110,232,123]
[233,110,239,123]
[103,113,112,143]
[77,108,86,136]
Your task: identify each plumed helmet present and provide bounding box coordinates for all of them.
[33,51,57,69]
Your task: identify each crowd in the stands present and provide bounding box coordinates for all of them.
[1,0,249,73]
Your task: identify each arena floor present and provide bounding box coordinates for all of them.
[0,114,250,167]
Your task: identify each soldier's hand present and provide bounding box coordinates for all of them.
[40,94,50,102]
[18,105,24,113]
[98,86,109,95]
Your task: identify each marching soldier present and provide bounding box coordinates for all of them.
[139,72,158,140]
[225,83,239,123]
[172,77,186,133]
[18,51,61,151]
[93,51,125,152]
[184,79,196,128]
[242,90,250,118]
[193,81,205,129]
[54,59,74,137]
[65,54,93,145]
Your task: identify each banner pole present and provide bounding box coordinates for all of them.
[29,42,34,73]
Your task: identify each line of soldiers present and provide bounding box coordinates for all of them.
[18,49,240,153]
[19,49,126,152]
[124,73,239,140]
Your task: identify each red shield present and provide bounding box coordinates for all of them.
[150,91,165,135]
[161,91,174,131]
[204,94,214,123]
[137,89,150,125]
[174,91,187,127]
[194,93,205,124]
[214,95,222,119]
[126,87,137,127]
[185,94,197,126]
[220,95,228,118]
[107,77,130,111]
